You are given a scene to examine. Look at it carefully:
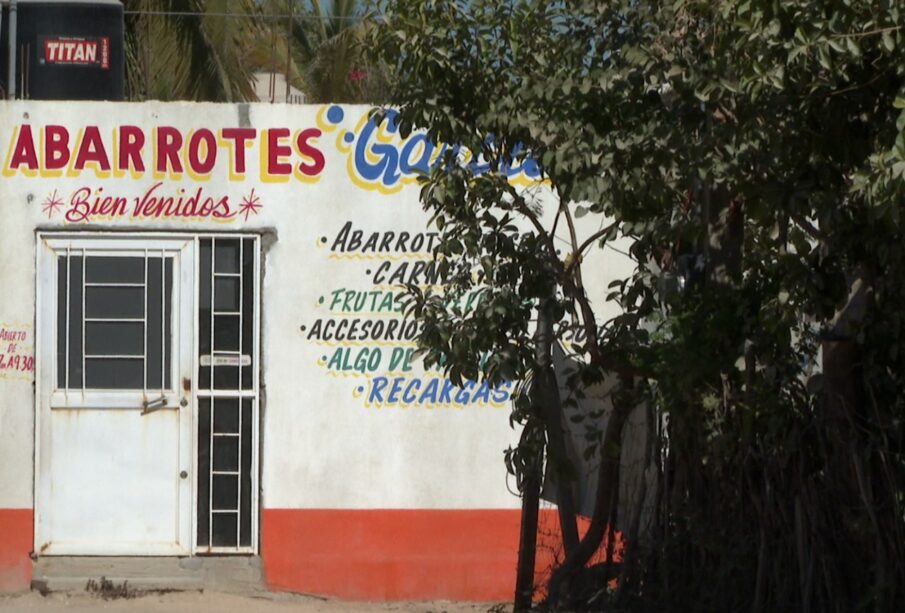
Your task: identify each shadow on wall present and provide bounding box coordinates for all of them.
[542,343,658,547]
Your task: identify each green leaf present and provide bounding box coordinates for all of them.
[562,77,573,95]
[845,36,861,58]
[817,46,833,70]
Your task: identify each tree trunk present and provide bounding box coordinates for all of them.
[514,436,541,612]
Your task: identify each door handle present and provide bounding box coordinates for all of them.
[141,395,167,415]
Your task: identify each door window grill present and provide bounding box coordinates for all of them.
[196,237,258,552]
[56,252,173,391]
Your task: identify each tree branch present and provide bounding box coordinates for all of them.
[503,181,560,261]
[570,219,621,270]
[830,25,902,39]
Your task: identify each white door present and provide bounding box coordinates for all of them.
[35,235,195,555]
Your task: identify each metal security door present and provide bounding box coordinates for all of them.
[194,236,259,554]
[35,234,195,555]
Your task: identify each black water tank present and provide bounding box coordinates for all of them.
[0,0,124,100]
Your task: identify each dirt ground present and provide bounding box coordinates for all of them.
[0,590,504,613]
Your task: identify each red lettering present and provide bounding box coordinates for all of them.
[221,128,255,174]
[266,128,292,175]
[212,196,233,218]
[119,125,145,172]
[187,129,216,174]
[73,126,111,171]
[8,125,38,171]
[296,128,325,176]
[66,187,92,223]
[156,127,183,174]
[66,186,127,222]
[44,125,70,170]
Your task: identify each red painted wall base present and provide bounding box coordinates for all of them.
[261,509,519,601]
[260,508,603,602]
[0,509,32,593]
[261,508,524,601]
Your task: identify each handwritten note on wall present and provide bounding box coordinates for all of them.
[0,323,34,382]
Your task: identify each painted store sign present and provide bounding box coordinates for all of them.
[3,107,540,224]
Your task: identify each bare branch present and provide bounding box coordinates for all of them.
[572,220,621,264]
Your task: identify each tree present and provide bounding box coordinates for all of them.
[124,0,261,101]
[374,0,905,610]
[123,0,389,104]
[275,0,390,103]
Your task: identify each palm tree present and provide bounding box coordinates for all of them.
[124,0,262,102]
[281,0,389,103]
[122,0,387,103]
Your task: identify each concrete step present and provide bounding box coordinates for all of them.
[31,556,265,595]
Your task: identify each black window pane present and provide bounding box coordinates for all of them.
[199,239,212,390]
[213,315,240,351]
[213,366,239,389]
[68,256,84,387]
[56,258,67,387]
[85,256,144,284]
[196,398,211,548]
[212,513,238,547]
[84,358,143,389]
[84,322,143,356]
[212,475,238,511]
[240,398,253,547]
[146,258,163,388]
[200,239,212,308]
[86,287,144,318]
[213,398,240,433]
[214,277,240,311]
[163,259,172,388]
[241,239,255,390]
[213,437,239,472]
[214,240,240,273]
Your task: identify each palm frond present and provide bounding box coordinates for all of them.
[124,0,261,102]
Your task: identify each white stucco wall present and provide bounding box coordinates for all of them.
[0,183,37,509]
[0,101,634,513]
